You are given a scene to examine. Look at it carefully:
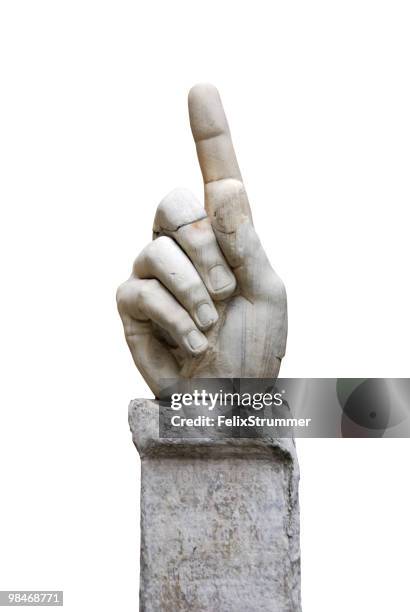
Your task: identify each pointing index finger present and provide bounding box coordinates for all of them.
[188,84,242,185]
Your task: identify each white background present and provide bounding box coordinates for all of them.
[1,1,409,610]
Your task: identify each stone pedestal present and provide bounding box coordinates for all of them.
[129,399,301,612]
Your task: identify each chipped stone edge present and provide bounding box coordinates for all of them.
[129,398,295,459]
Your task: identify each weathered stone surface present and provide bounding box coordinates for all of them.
[129,399,301,612]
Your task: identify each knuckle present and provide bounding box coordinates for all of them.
[159,187,194,209]
[154,188,204,233]
[153,235,174,250]
[116,282,129,313]
[134,243,153,269]
[133,237,172,272]
[138,278,161,305]
[147,235,173,256]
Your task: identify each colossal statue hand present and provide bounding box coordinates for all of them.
[117,84,287,397]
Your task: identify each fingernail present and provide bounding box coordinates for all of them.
[209,265,234,292]
[196,303,217,328]
[186,330,207,352]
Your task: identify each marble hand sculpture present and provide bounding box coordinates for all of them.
[117,84,287,396]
